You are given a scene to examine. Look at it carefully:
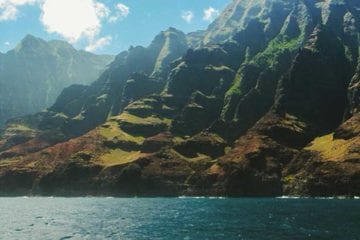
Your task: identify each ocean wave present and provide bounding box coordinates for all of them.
[178,196,226,199]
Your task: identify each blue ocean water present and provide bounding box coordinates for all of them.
[0,197,359,240]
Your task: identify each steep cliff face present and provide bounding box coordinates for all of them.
[204,0,294,45]
[0,0,359,196]
[206,0,360,196]
[0,35,113,125]
[0,28,189,153]
[47,27,188,137]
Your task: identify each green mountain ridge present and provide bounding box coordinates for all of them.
[0,35,114,125]
[0,0,359,197]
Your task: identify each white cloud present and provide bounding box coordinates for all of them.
[0,0,37,21]
[181,10,193,24]
[116,3,129,17]
[85,35,111,52]
[94,1,109,19]
[0,4,16,20]
[1,0,116,51]
[108,3,129,23]
[0,0,37,7]
[1,0,36,5]
[203,7,219,22]
[40,0,110,43]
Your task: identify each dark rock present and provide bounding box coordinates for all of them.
[103,138,140,151]
[38,161,103,196]
[0,169,38,196]
[119,121,168,138]
[174,132,227,159]
[141,132,173,153]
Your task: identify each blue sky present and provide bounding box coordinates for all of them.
[0,0,230,55]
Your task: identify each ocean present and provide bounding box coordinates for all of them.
[0,197,359,239]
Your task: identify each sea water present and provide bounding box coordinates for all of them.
[0,197,359,239]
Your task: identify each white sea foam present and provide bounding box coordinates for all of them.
[178,196,225,199]
[209,196,226,199]
[276,196,301,199]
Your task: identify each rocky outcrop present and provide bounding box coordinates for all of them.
[284,113,360,196]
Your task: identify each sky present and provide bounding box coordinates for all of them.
[0,0,230,55]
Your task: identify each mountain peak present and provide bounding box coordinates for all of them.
[21,34,42,43]
[158,27,185,38]
[165,27,182,33]
[15,34,47,52]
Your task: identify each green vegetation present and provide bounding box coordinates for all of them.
[227,34,302,97]
[251,35,303,67]
[225,70,247,97]
[283,175,295,184]
[99,120,144,144]
[100,149,145,166]
[116,112,171,126]
[6,124,36,133]
[225,0,310,106]
[306,134,359,161]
